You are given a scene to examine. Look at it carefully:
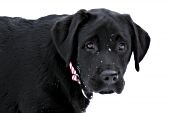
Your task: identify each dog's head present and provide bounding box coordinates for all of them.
[51,9,150,95]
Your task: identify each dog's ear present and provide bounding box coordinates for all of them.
[132,23,150,71]
[51,10,88,66]
[125,15,150,71]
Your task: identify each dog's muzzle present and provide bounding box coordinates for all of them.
[97,69,125,94]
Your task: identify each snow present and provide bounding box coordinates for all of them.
[1,0,170,113]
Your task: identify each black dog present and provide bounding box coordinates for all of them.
[0,9,150,113]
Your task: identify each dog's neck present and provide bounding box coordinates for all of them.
[69,62,93,100]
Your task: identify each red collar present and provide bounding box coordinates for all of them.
[69,62,81,84]
[69,62,93,99]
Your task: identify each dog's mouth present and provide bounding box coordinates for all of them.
[99,90,115,94]
[86,77,125,95]
[98,86,124,94]
[78,77,125,99]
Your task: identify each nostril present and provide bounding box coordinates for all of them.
[104,77,109,81]
[113,75,118,81]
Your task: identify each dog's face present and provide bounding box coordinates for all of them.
[52,9,150,95]
[76,11,132,94]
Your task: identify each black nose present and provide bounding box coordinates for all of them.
[100,70,119,84]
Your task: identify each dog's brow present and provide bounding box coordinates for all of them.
[110,32,128,41]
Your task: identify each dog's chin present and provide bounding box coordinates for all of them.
[95,82,125,94]
[92,83,125,95]
[99,90,115,94]
[98,88,123,94]
[85,77,125,95]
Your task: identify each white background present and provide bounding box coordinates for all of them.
[0,0,170,113]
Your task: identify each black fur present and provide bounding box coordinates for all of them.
[0,9,150,113]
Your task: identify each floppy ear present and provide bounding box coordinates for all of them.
[51,10,88,66]
[125,15,150,71]
[132,22,150,71]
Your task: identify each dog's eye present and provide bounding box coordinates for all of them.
[85,41,95,49]
[117,42,127,52]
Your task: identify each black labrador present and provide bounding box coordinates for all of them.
[0,9,150,113]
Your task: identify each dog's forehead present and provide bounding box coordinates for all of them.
[78,9,130,42]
